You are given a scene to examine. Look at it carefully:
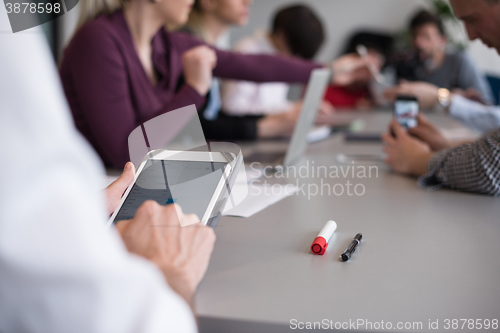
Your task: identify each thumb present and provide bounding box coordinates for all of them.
[208,49,217,69]
[391,119,407,139]
[106,162,136,216]
[407,125,426,139]
[108,162,136,194]
[416,113,430,125]
[420,114,437,130]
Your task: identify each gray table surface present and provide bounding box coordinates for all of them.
[195,112,500,333]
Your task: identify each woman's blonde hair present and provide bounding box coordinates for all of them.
[180,0,210,42]
[76,0,127,31]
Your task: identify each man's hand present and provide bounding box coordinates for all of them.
[106,162,135,215]
[330,53,373,86]
[182,46,217,96]
[115,202,216,307]
[407,114,451,151]
[382,119,434,177]
[384,81,439,109]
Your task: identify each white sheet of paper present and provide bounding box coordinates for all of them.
[307,126,331,143]
[222,183,298,218]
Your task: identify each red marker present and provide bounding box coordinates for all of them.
[311,220,338,255]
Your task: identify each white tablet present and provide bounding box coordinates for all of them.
[109,150,237,227]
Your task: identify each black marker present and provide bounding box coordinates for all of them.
[340,233,362,262]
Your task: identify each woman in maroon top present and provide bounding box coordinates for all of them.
[60,0,370,168]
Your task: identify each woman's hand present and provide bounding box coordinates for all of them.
[382,119,434,177]
[182,46,217,96]
[105,162,135,215]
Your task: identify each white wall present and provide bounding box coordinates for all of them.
[468,40,500,76]
[230,0,500,76]
[230,0,430,62]
[59,0,431,59]
[58,0,500,76]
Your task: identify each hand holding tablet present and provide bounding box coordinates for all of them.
[110,150,240,228]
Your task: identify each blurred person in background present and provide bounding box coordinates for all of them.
[60,0,372,169]
[181,0,250,48]
[183,3,336,140]
[222,4,331,118]
[387,9,492,107]
[324,31,393,110]
[383,0,500,196]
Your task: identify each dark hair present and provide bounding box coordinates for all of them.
[272,4,325,59]
[342,31,393,68]
[193,0,203,12]
[410,10,446,36]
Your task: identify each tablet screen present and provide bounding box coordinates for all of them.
[113,159,227,224]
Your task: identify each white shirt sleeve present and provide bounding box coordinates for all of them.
[0,10,197,333]
[221,33,294,116]
[449,94,500,132]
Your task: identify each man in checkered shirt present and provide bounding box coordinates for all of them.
[383,0,500,196]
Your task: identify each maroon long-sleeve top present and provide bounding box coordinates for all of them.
[60,10,321,168]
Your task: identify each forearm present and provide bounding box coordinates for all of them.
[214,50,321,83]
[449,95,500,132]
[160,268,196,310]
[171,32,321,84]
[449,139,476,147]
[418,129,500,196]
[257,116,287,139]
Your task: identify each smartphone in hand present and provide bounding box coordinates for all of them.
[393,95,419,129]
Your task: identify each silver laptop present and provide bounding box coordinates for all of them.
[244,68,331,168]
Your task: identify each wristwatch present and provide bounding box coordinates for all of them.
[437,88,451,110]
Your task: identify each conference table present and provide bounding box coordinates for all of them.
[195,111,500,333]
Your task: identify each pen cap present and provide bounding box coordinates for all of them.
[311,221,337,255]
[341,252,351,262]
[311,237,328,255]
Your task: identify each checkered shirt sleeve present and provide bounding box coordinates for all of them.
[418,129,500,196]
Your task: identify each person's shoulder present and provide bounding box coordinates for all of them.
[68,12,124,52]
[169,30,199,42]
[168,30,205,50]
[61,12,127,71]
[175,25,196,36]
[447,49,474,66]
